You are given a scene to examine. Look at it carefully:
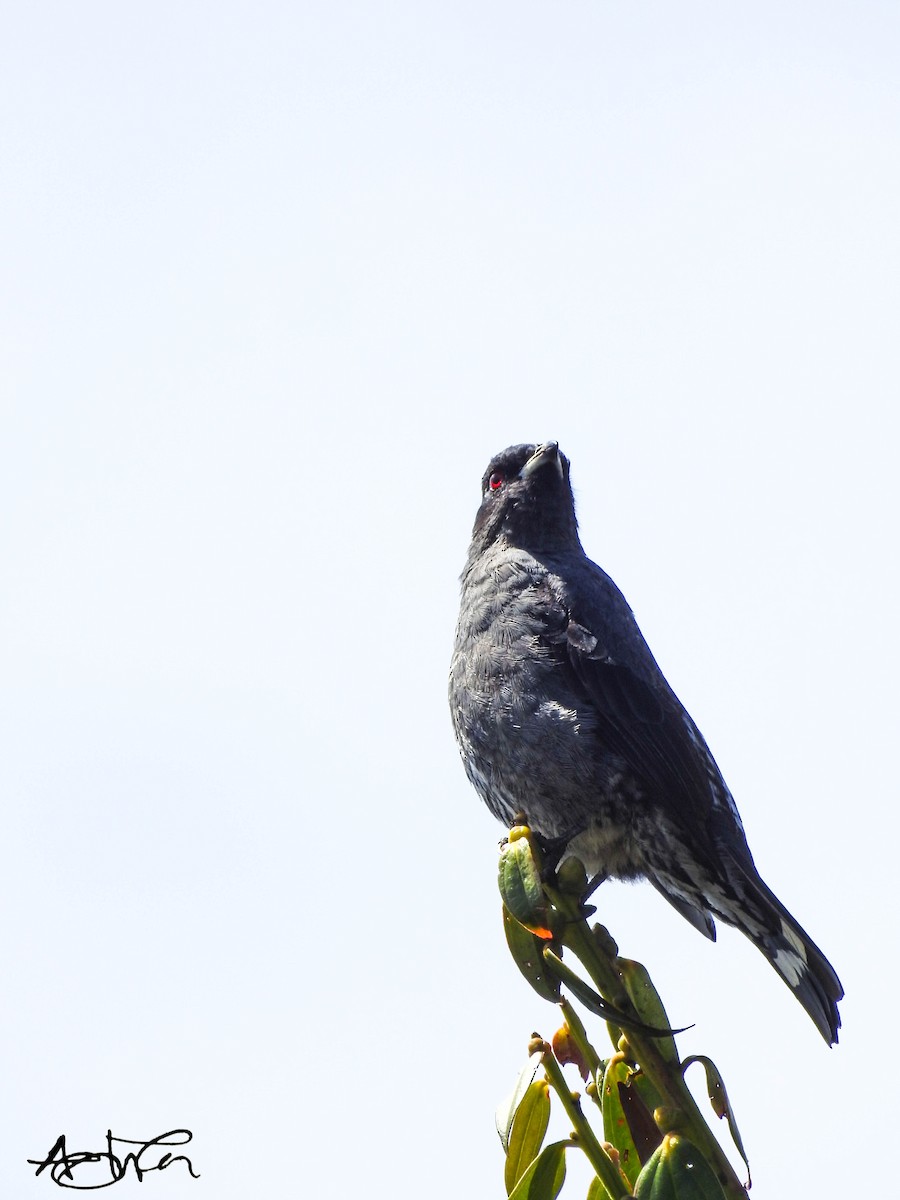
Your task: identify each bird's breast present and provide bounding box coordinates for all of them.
[449,555,617,837]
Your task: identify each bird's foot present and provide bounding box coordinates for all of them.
[533,829,579,878]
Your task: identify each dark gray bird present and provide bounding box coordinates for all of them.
[449,441,843,1044]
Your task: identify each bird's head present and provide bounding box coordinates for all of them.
[469,441,580,555]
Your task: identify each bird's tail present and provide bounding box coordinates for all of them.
[726,857,844,1045]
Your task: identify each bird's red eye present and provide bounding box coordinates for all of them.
[488,472,504,491]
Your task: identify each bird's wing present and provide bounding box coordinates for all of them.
[559,562,746,865]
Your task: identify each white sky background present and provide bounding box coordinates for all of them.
[1,1,898,1195]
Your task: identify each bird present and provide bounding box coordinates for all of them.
[448,441,843,1044]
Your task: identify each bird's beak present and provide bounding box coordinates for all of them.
[519,441,562,480]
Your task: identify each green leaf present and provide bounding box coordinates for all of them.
[543,949,685,1038]
[586,1177,615,1200]
[633,1135,726,1200]
[601,1056,661,1186]
[507,1140,568,1200]
[499,832,554,938]
[497,1053,544,1152]
[505,1078,553,1194]
[602,1057,641,1186]
[617,959,682,1063]
[503,904,562,1001]
[681,1056,750,1187]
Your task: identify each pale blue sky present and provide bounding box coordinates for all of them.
[2,3,897,1195]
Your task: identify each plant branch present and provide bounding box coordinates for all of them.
[539,1041,631,1198]
[544,882,746,1200]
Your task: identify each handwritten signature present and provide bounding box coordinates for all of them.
[28,1130,199,1189]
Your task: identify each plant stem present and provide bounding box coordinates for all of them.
[539,1042,631,1198]
[545,884,746,1200]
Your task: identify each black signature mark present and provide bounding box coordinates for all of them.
[28,1130,199,1189]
